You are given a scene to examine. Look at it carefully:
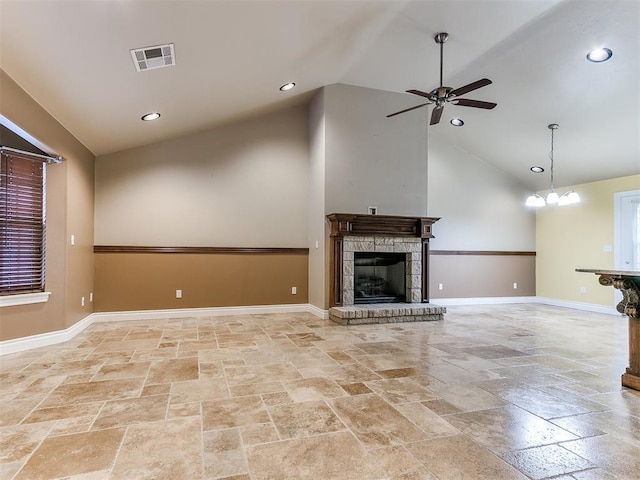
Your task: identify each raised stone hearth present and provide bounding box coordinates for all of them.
[329,303,446,326]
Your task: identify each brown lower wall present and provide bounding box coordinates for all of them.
[429,253,535,299]
[94,251,309,312]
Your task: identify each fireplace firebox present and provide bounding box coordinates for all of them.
[354,252,406,303]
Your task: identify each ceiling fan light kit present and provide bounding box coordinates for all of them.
[526,124,581,208]
[387,32,497,125]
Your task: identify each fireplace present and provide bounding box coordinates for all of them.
[327,213,440,307]
[354,252,406,303]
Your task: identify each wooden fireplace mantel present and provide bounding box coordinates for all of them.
[327,213,440,239]
[327,214,440,307]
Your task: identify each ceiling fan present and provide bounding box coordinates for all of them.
[387,32,497,125]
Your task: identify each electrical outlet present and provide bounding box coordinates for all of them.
[580,287,586,294]
[176,289,182,299]
[513,282,518,289]
[315,240,319,249]
[70,234,75,246]
[81,296,85,307]
[291,286,297,295]
[438,283,443,291]
[89,292,93,302]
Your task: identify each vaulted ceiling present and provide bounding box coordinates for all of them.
[1,0,638,190]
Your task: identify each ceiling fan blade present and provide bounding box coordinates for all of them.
[454,98,497,109]
[406,89,432,99]
[430,105,443,125]
[387,102,431,118]
[450,78,492,97]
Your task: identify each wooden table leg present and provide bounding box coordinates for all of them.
[622,316,640,390]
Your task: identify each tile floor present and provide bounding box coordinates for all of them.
[1,304,639,479]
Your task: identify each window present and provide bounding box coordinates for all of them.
[0,147,54,296]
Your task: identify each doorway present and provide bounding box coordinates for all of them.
[614,190,640,305]
[615,190,640,271]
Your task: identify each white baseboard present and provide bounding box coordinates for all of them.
[432,296,537,306]
[534,296,620,316]
[91,303,325,323]
[1,298,619,356]
[433,295,620,316]
[0,303,326,356]
[0,314,96,356]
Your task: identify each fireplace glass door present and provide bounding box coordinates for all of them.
[353,252,406,304]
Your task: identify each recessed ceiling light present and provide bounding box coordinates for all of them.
[141,112,161,121]
[279,82,296,92]
[586,47,613,62]
[450,118,464,127]
[530,166,544,173]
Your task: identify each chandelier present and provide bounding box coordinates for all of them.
[526,124,580,207]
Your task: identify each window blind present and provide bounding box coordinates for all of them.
[0,147,52,295]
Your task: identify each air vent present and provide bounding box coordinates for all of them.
[130,43,175,72]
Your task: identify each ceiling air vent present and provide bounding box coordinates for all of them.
[130,43,175,72]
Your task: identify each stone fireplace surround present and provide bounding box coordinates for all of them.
[344,236,422,305]
[327,213,446,325]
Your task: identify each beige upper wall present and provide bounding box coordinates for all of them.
[95,105,309,247]
[0,70,95,341]
[428,134,535,251]
[308,89,327,308]
[307,84,430,309]
[536,174,640,307]
[323,84,429,217]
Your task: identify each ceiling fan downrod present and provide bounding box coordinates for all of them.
[434,32,448,88]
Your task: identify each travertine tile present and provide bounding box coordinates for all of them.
[111,417,202,479]
[285,376,346,402]
[331,394,428,448]
[0,461,24,480]
[239,423,279,445]
[203,428,247,479]
[0,398,42,427]
[0,421,56,463]
[39,378,144,408]
[561,434,640,478]
[372,445,438,479]
[366,377,439,404]
[341,382,373,395]
[269,400,345,438]
[225,362,301,385]
[91,394,169,429]
[146,357,199,384]
[91,361,150,381]
[501,444,595,479]
[170,377,229,403]
[245,431,384,479]
[230,381,284,397]
[393,402,460,439]
[167,401,201,418]
[15,428,125,479]
[446,405,578,453]
[2,305,639,480]
[202,395,270,430]
[93,338,160,352]
[407,435,529,479]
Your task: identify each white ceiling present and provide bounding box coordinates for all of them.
[1,0,638,191]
